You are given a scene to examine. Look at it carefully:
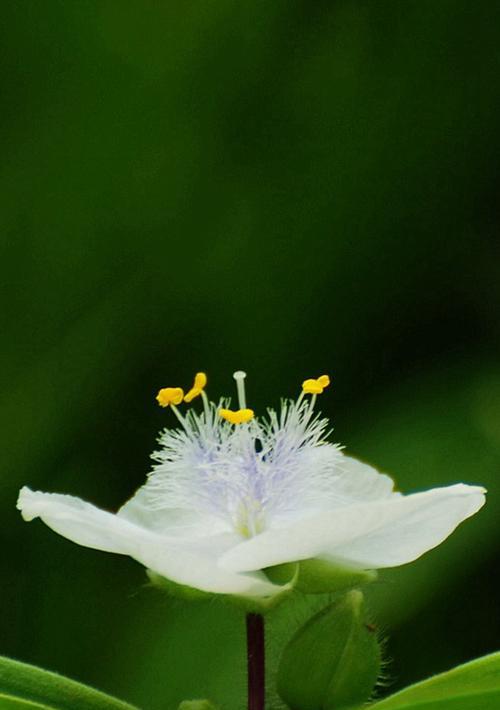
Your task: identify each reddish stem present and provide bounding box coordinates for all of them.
[246,613,265,710]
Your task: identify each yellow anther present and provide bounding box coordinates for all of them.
[219,408,254,424]
[156,387,184,407]
[302,375,331,395]
[194,372,207,389]
[184,371,208,403]
[184,389,200,403]
[302,379,323,394]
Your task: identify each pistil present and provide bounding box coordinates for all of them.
[233,370,248,408]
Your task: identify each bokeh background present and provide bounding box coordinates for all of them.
[1,1,500,708]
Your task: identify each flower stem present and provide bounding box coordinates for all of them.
[246,613,265,710]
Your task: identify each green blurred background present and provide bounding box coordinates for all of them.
[2,1,500,708]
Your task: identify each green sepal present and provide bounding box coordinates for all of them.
[265,559,376,594]
[146,570,214,602]
[147,568,296,615]
[277,590,381,710]
[177,701,218,710]
[147,558,373,613]
[0,655,137,710]
[222,563,299,614]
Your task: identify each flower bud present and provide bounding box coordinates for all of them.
[277,590,380,710]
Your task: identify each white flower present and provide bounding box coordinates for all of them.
[17,371,485,598]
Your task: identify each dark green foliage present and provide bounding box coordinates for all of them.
[370,652,500,709]
[1,2,500,708]
[0,656,136,709]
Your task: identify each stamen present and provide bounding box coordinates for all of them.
[170,404,188,428]
[156,386,188,429]
[184,371,208,403]
[302,379,323,395]
[156,387,184,407]
[233,370,248,409]
[317,374,330,388]
[307,394,317,417]
[200,389,211,419]
[302,375,331,395]
[219,408,254,424]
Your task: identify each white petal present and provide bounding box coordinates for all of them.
[18,487,138,554]
[17,487,283,596]
[118,484,231,537]
[134,532,283,597]
[220,484,485,572]
[329,455,399,505]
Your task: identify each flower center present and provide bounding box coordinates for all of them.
[151,369,334,538]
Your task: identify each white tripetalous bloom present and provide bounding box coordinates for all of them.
[17,371,485,598]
